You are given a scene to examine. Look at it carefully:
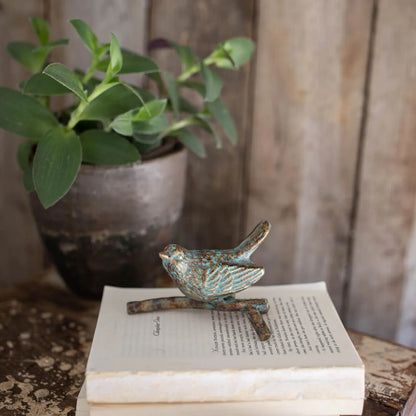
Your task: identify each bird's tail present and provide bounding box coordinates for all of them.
[234,220,271,260]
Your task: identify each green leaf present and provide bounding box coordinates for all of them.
[7,40,68,73]
[132,114,169,135]
[212,38,255,69]
[119,82,146,107]
[109,33,123,75]
[132,133,160,145]
[129,86,156,102]
[7,42,40,72]
[17,140,35,191]
[70,19,101,53]
[195,117,222,148]
[133,99,167,121]
[41,39,69,47]
[19,79,28,91]
[0,87,58,139]
[105,92,157,136]
[24,73,71,95]
[110,100,169,136]
[17,140,33,170]
[35,40,69,71]
[31,18,49,45]
[180,81,205,96]
[174,128,206,158]
[23,168,35,191]
[80,129,140,165]
[80,83,144,121]
[171,42,197,72]
[201,61,222,102]
[133,140,162,154]
[32,44,63,72]
[110,110,136,136]
[118,53,157,74]
[97,43,110,58]
[87,82,118,101]
[33,126,82,208]
[97,52,159,74]
[223,37,255,68]
[207,98,237,144]
[166,74,179,119]
[43,63,87,101]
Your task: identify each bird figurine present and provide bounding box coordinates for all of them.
[159,220,271,302]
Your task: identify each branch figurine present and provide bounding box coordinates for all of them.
[128,220,272,341]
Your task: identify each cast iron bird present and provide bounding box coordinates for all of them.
[159,220,271,302]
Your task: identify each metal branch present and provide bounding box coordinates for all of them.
[127,296,271,341]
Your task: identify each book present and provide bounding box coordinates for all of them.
[85,282,364,413]
[76,382,341,416]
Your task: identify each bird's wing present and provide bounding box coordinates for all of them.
[203,264,264,298]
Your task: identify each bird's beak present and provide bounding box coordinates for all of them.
[159,252,169,260]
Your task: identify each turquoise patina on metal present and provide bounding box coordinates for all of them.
[159,220,270,301]
[127,220,272,340]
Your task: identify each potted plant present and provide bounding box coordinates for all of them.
[0,18,254,298]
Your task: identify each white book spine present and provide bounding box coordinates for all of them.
[87,366,364,403]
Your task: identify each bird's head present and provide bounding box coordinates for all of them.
[159,244,186,264]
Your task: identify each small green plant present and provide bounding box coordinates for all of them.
[0,18,254,208]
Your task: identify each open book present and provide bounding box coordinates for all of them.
[85,283,364,414]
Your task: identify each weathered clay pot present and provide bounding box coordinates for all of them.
[30,144,187,298]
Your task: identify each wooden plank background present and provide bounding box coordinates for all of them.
[0,0,415,348]
[346,0,416,343]
[246,0,373,314]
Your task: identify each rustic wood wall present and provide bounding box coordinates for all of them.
[0,0,415,348]
[0,1,45,286]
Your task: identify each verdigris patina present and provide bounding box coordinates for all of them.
[127,220,272,341]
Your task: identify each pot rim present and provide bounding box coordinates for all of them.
[79,141,186,172]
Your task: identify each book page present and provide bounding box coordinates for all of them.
[87,283,362,373]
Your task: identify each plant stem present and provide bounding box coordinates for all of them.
[102,119,112,132]
[157,116,201,140]
[82,60,98,84]
[176,55,218,82]
[67,101,87,129]
[39,96,50,109]
[82,48,107,84]
[177,63,200,82]
[82,67,96,84]
[159,117,192,138]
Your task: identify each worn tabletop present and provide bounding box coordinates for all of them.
[0,270,98,415]
[0,270,415,416]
